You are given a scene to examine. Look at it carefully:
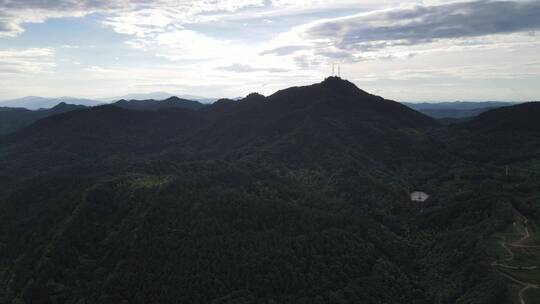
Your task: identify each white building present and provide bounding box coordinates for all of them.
[411,191,429,202]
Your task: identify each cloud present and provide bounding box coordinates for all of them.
[2,0,539,101]
[0,48,55,74]
[218,63,289,73]
[0,0,267,37]
[0,0,122,37]
[260,45,307,56]
[302,0,540,52]
[84,65,118,74]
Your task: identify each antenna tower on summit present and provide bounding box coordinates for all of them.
[331,63,341,77]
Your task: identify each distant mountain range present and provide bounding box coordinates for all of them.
[0,93,530,136]
[0,96,103,110]
[402,101,519,119]
[403,101,518,110]
[0,93,219,110]
[1,94,523,120]
[0,97,206,134]
[98,92,219,104]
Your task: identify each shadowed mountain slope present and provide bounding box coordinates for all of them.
[0,103,87,135]
[113,96,204,111]
[0,77,440,183]
[449,102,540,163]
[0,96,204,135]
[0,78,537,304]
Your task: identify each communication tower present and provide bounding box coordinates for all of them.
[331,63,341,77]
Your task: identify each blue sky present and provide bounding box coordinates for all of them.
[0,0,539,101]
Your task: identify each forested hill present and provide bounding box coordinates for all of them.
[0,77,440,184]
[0,103,86,135]
[0,96,205,135]
[112,96,204,111]
[449,102,540,163]
[0,78,539,304]
[402,101,518,119]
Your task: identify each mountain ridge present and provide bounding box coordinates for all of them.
[403,101,521,119]
[112,96,204,111]
[0,103,87,135]
[0,77,439,184]
[0,96,102,110]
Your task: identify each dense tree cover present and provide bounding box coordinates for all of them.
[0,78,538,303]
[0,97,204,135]
[112,97,204,111]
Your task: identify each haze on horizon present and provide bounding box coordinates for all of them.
[0,0,539,102]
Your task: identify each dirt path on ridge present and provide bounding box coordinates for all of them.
[491,213,538,304]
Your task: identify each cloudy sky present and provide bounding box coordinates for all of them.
[0,0,539,101]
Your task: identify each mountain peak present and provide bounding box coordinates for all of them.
[321,76,345,84]
[243,92,266,103]
[163,96,184,102]
[51,102,86,111]
[320,76,369,96]
[267,77,372,108]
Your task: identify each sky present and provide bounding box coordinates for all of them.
[0,0,539,102]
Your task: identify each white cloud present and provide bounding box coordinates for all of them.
[296,0,540,53]
[218,63,289,73]
[0,0,267,37]
[155,30,235,60]
[0,48,55,74]
[1,0,540,101]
